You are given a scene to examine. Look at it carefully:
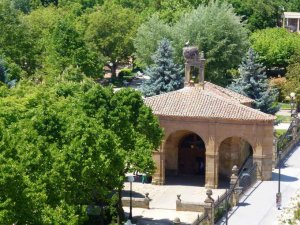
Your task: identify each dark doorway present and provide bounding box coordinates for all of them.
[178,133,206,175]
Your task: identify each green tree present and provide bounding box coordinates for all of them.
[250,28,300,69]
[0,78,162,224]
[283,53,300,109]
[134,15,172,67]
[85,2,138,79]
[0,58,7,84]
[45,14,104,78]
[135,1,249,85]
[141,38,184,97]
[0,0,35,75]
[229,49,280,115]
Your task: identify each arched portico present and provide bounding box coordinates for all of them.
[218,137,253,188]
[162,130,206,185]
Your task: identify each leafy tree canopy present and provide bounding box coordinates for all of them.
[135,0,249,86]
[0,78,162,224]
[85,2,139,78]
[283,53,300,109]
[250,28,300,69]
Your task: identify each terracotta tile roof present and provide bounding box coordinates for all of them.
[204,82,254,104]
[144,87,275,122]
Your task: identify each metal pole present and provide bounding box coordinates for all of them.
[129,181,132,220]
[277,151,282,210]
[225,189,228,225]
[278,153,281,193]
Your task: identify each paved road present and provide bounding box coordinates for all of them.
[218,143,300,225]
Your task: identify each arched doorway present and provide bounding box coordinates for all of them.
[178,133,206,175]
[218,137,253,188]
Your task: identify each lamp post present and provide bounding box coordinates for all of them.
[290,92,296,116]
[276,150,282,210]
[128,175,134,220]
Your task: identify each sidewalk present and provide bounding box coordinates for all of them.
[218,144,300,225]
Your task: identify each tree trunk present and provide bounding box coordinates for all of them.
[111,63,117,80]
[117,186,125,224]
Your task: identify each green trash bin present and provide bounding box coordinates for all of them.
[142,175,147,184]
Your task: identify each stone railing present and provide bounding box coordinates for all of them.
[275,116,300,166]
[176,194,205,212]
[174,164,256,225]
[122,193,151,209]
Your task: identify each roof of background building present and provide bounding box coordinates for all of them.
[283,12,300,19]
[204,82,254,104]
[144,85,275,122]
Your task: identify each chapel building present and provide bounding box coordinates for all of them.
[144,47,275,188]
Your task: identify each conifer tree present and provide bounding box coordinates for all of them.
[141,38,184,97]
[229,48,279,115]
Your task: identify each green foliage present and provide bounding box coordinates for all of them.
[279,102,292,110]
[228,0,280,31]
[141,38,184,97]
[0,0,35,76]
[135,1,249,85]
[85,2,138,78]
[250,28,300,69]
[229,49,280,115]
[0,79,162,224]
[275,129,286,138]
[283,53,300,109]
[276,115,292,123]
[0,58,7,84]
[134,14,172,67]
[118,68,133,78]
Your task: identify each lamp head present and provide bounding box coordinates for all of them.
[290,92,296,98]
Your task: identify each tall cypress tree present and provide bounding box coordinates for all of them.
[141,38,184,97]
[229,48,279,115]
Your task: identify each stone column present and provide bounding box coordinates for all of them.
[230,165,241,206]
[292,118,298,140]
[205,152,217,188]
[184,63,190,87]
[152,149,165,185]
[204,189,215,225]
[297,18,300,33]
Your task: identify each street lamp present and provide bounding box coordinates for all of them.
[128,175,134,220]
[290,92,296,116]
[276,150,282,210]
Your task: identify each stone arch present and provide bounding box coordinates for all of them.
[218,136,253,187]
[163,130,206,181]
[218,134,256,153]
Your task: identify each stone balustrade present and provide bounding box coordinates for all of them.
[122,193,151,209]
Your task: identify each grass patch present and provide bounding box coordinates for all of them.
[279,102,291,110]
[276,115,292,123]
[275,129,286,138]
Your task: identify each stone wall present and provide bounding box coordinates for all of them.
[152,116,274,188]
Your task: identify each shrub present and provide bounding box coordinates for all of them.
[118,68,132,79]
[270,77,287,102]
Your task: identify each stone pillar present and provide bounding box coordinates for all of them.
[253,154,272,181]
[205,152,217,188]
[297,18,300,33]
[205,134,218,188]
[184,63,190,87]
[204,189,215,225]
[230,165,241,206]
[173,217,181,225]
[152,150,165,185]
[199,51,206,87]
[292,118,298,140]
